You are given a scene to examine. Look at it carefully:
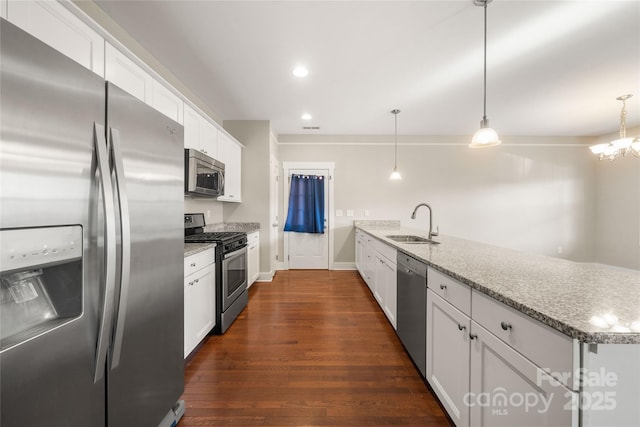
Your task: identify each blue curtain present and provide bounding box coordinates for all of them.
[284,174,325,234]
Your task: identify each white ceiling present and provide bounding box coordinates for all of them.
[94,0,640,138]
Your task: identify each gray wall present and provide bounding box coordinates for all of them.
[223,120,274,276]
[594,127,640,270]
[278,135,598,265]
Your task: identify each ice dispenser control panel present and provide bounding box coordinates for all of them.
[1,226,82,273]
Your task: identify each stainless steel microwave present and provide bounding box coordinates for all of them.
[184,149,225,197]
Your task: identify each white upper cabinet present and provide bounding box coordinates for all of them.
[150,79,183,125]
[217,131,242,202]
[106,43,183,123]
[6,0,104,76]
[105,42,152,103]
[183,103,218,157]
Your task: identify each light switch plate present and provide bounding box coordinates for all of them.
[346,209,354,217]
[336,209,344,217]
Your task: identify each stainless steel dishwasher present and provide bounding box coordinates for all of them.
[396,252,428,377]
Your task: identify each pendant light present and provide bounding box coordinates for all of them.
[589,94,640,160]
[389,109,402,180]
[470,0,501,148]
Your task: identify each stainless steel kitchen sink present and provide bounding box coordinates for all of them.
[386,235,440,244]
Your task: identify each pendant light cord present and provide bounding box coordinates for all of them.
[482,0,488,123]
[394,113,398,169]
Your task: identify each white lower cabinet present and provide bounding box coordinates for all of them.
[361,235,376,292]
[374,250,397,329]
[469,321,578,427]
[247,231,260,287]
[355,230,397,329]
[184,248,216,358]
[355,230,365,276]
[425,267,578,427]
[427,289,471,427]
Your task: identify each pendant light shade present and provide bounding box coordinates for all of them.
[390,109,402,180]
[471,119,501,147]
[469,0,501,148]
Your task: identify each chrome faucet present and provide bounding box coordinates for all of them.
[411,203,439,241]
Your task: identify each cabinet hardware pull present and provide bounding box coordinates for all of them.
[194,279,199,284]
[190,262,196,267]
[501,321,512,331]
[469,333,478,340]
[188,281,194,286]
[440,284,447,290]
[458,324,466,331]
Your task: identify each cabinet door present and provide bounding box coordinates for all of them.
[105,43,152,103]
[362,239,375,292]
[217,132,242,202]
[427,290,470,427]
[183,274,195,357]
[355,233,364,275]
[150,79,183,124]
[184,263,215,358]
[7,0,104,75]
[247,232,260,287]
[201,119,218,158]
[183,103,202,151]
[383,258,397,329]
[373,254,385,305]
[469,321,578,427]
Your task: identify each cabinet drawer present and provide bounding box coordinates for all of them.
[427,268,471,316]
[472,290,577,390]
[184,247,215,276]
[247,231,259,243]
[374,239,396,264]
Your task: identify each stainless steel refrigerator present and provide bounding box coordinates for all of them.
[0,19,185,427]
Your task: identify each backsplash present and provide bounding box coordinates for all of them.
[184,197,223,225]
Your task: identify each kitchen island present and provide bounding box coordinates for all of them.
[355,220,640,427]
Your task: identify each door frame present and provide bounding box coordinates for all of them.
[282,161,335,270]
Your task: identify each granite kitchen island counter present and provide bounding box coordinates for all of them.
[356,223,640,344]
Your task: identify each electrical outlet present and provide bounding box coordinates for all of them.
[557,246,563,255]
[336,209,344,217]
[364,209,370,217]
[206,210,211,219]
[346,209,354,217]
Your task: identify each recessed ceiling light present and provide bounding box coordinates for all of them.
[301,113,312,121]
[292,65,309,78]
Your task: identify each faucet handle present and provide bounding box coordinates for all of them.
[431,226,439,238]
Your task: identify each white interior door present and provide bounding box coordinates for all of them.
[286,168,329,269]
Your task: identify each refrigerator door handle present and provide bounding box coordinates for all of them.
[93,122,118,384]
[109,127,131,370]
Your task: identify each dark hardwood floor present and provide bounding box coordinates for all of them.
[179,270,452,426]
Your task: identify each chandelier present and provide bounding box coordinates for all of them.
[589,94,640,160]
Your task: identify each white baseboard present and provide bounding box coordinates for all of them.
[332,262,357,270]
[274,261,356,271]
[256,270,275,282]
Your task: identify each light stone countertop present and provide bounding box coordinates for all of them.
[184,242,216,258]
[205,222,260,233]
[356,223,640,344]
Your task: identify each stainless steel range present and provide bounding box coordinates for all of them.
[184,214,248,333]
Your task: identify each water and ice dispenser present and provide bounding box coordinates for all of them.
[1,226,83,351]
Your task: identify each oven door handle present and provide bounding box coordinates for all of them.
[223,245,247,260]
